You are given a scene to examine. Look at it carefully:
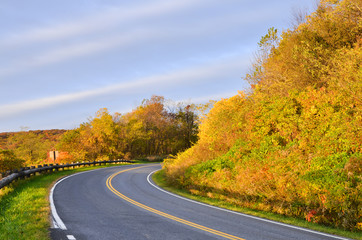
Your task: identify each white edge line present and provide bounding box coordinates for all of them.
[67,235,76,240]
[50,175,72,230]
[147,169,350,240]
[49,168,106,230]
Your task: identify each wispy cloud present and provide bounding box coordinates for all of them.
[0,29,161,77]
[0,56,247,119]
[0,0,265,79]
[0,0,208,48]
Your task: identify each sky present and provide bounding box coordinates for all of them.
[0,0,317,132]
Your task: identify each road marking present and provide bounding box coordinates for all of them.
[50,168,113,230]
[147,169,350,240]
[106,165,246,240]
[50,174,75,230]
[67,235,76,240]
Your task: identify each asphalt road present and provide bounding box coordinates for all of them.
[50,164,350,240]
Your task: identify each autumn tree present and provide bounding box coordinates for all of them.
[58,96,199,161]
[88,108,122,160]
[120,96,199,157]
[58,108,123,161]
[247,0,361,98]
[57,127,87,161]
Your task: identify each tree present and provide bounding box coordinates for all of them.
[246,0,361,96]
[58,96,199,161]
[175,104,199,149]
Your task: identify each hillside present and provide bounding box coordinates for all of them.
[163,0,361,231]
[0,129,66,170]
[0,129,66,149]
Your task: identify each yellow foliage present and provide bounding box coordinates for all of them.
[164,0,362,230]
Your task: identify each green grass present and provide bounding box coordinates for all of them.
[0,163,132,240]
[152,169,362,240]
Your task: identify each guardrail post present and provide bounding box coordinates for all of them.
[37,165,42,174]
[13,169,19,180]
[22,167,28,179]
[44,164,48,173]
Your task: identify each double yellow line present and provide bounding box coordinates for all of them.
[106,165,246,240]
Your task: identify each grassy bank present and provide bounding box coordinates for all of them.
[0,163,132,240]
[153,169,361,240]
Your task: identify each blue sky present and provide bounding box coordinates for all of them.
[0,0,316,132]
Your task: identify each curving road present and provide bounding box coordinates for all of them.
[50,164,350,240]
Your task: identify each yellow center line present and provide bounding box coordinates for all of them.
[106,165,246,240]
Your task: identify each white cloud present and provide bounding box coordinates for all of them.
[0,13,252,78]
[0,0,271,79]
[0,0,208,48]
[0,56,247,119]
[0,29,161,77]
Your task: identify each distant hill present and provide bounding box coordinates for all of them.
[0,130,67,149]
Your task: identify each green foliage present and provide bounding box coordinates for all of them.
[164,0,362,231]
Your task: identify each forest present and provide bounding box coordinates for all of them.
[164,0,361,231]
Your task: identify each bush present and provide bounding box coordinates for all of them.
[0,150,25,172]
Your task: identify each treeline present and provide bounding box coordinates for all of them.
[58,95,198,162]
[164,0,361,231]
[0,96,199,172]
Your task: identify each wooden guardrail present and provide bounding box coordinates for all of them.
[0,159,133,190]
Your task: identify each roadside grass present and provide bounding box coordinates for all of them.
[152,169,361,240]
[0,163,132,240]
